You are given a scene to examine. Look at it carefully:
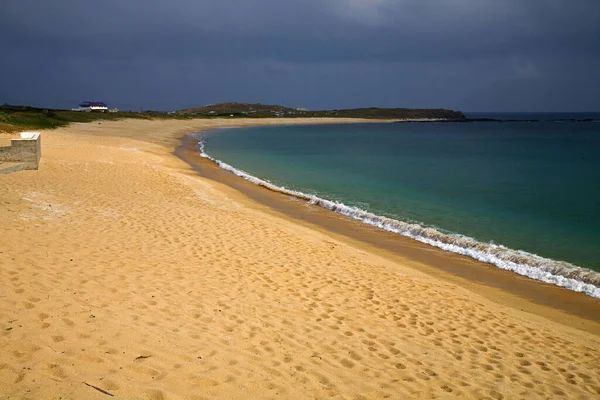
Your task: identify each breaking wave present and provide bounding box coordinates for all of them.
[193,133,600,298]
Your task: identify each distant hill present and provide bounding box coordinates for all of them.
[177,102,467,120]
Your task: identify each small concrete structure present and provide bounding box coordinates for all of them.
[0,132,41,173]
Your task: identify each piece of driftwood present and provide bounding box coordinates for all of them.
[83,382,114,397]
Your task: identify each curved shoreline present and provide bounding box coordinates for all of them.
[194,129,600,298]
[176,131,600,323]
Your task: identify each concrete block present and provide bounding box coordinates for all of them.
[0,132,41,171]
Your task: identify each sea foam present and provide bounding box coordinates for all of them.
[193,133,600,299]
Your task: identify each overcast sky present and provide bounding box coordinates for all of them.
[1,0,599,111]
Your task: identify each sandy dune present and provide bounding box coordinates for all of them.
[1,119,599,399]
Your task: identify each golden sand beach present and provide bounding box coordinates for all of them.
[1,119,599,399]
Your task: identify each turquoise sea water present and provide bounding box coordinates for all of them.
[198,113,600,297]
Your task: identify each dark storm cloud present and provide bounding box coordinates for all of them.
[2,0,600,111]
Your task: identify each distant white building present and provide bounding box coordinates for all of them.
[72,101,108,112]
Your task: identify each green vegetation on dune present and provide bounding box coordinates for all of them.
[0,105,192,133]
[1,108,68,132]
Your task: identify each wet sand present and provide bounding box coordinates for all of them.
[1,118,599,399]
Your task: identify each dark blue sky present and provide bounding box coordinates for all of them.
[2,0,599,111]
